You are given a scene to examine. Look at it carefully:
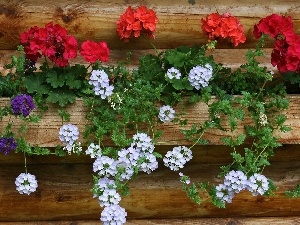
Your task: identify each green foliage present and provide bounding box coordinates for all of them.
[23,62,88,106]
[0,38,297,211]
[286,184,300,198]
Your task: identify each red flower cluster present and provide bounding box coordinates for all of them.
[80,40,110,63]
[20,22,78,67]
[116,6,158,42]
[254,14,300,73]
[201,12,246,47]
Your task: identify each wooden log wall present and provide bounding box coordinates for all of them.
[1,0,300,224]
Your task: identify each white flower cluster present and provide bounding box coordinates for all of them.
[93,155,117,177]
[131,133,158,174]
[15,172,38,195]
[116,147,138,181]
[216,170,269,204]
[86,143,102,158]
[166,67,181,79]
[158,105,175,123]
[95,178,121,207]
[89,69,114,99]
[58,124,80,154]
[259,112,268,126]
[88,133,158,225]
[100,204,127,225]
[188,64,213,90]
[92,172,126,224]
[247,173,269,196]
[163,146,193,171]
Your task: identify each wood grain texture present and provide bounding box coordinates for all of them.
[0,0,300,50]
[1,1,300,223]
[1,217,300,224]
[0,48,277,77]
[0,145,300,221]
[0,94,298,147]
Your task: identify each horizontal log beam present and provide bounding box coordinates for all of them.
[0,0,300,50]
[0,94,298,147]
[1,217,300,224]
[0,146,300,221]
[0,48,277,76]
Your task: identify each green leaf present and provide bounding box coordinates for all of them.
[47,90,76,106]
[286,184,300,198]
[65,75,82,89]
[165,49,190,68]
[169,77,193,91]
[231,152,244,163]
[46,72,65,88]
[23,74,49,94]
[188,94,201,103]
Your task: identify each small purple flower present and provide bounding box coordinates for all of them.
[11,94,35,117]
[0,137,17,155]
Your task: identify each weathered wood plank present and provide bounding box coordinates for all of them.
[0,48,277,76]
[0,146,300,221]
[0,0,300,50]
[1,217,300,224]
[0,94,298,147]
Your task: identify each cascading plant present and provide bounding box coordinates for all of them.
[1,6,300,224]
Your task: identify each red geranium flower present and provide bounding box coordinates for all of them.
[254,14,300,73]
[201,12,246,46]
[80,40,110,63]
[253,14,294,41]
[116,6,158,42]
[20,22,78,67]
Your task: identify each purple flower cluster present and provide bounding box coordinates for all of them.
[89,69,114,99]
[0,137,17,155]
[163,146,193,171]
[188,64,213,90]
[216,170,269,204]
[11,94,35,117]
